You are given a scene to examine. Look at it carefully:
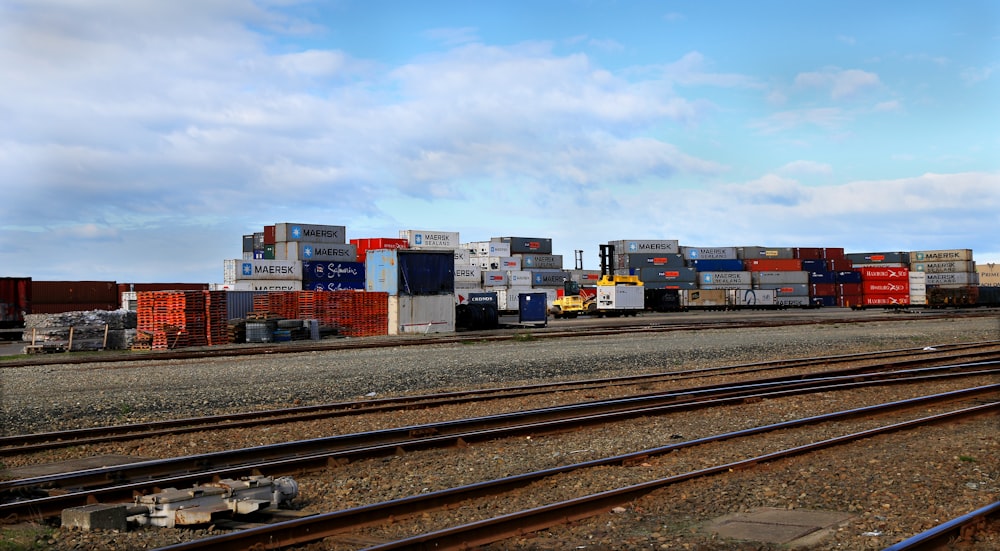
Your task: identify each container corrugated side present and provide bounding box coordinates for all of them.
[699,271,751,287]
[859,267,909,280]
[454,265,482,283]
[482,271,509,287]
[616,253,684,270]
[519,254,563,269]
[925,272,978,285]
[30,281,117,305]
[302,261,365,282]
[688,259,745,272]
[488,242,512,257]
[224,259,302,283]
[909,249,973,263]
[752,271,810,285]
[731,288,776,306]
[738,247,794,259]
[500,237,553,255]
[399,230,460,250]
[681,246,737,260]
[275,223,346,244]
[845,252,908,264]
[389,294,455,335]
[608,239,679,254]
[274,242,357,262]
[531,270,570,287]
[743,259,803,272]
[910,261,976,273]
[638,267,697,282]
[977,263,1000,287]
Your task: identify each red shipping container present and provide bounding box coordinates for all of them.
[744,259,803,271]
[351,238,410,260]
[859,267,909,280]
[863,281,909,295]
[822,248,846,260]
[0,277,31,325]
[264,225,276,245]
[794,247,823,259]
[837,283,863,296]
[860,294,910,306]
[826,259,853,271]
[838,294,863,308]
[810,283,836,296]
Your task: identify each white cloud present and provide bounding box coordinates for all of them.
[794,67,881,100]
[778,161,833,176]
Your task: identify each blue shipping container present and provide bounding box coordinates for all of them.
[302,261,365,282]
[809,271,837,283]
[366,249,455,296]
[800,259,827,272]
[688,259,745,271]
[835,271,863,283]
[305,281,365,291]
[518,292,548,324]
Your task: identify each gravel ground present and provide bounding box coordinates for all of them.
[1,313,998,550]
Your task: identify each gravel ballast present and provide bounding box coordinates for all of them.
[1,313,998,550]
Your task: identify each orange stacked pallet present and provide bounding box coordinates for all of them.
[203,290,229,345]
[135,291,209,349]
[353,291,388,337]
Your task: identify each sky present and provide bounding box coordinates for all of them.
[1,0,998,282]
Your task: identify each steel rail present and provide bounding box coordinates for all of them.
[150,398,1000,551]
[4,359,997,498]
[4,343,997,457]
[881,501,1000,551]
[1,367,997,523]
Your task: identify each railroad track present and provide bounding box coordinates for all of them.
[1,309,994,369]
[149,390,1000,550]
[3,341,998,457]
[2,353,998,523]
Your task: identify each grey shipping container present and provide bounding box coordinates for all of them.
[699,271,752,286]
[500,237,553,255]
[275,223,347,244]
[519,254,563,269]
[681,246,738,260]
[845,251,908,264]
[608,239,680,255]
[752,271,810,285]
[639,266,697,283]
[737,246,795,259]
[909,249,973,263]
[615,253,685,270]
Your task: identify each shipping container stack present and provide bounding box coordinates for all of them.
[910,249,979,306]
[456,237,564,310]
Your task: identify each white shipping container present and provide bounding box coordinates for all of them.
[388,294,455,335]
[484,256,521,270]
[463,241,491,256]
[482,270,509,287]
[507,270,533,286]
[909,249,973,263]
[399,230,460,249]
[596,285,644,311]
[496,287,534,311]
[224,259,302,283]
[488,242,512,257]
[226,280,302,291]
[273,242,357,262]
[730,288,777,307]
[453,248,470,264]
[454,265,482,283]
[274,223,346,244]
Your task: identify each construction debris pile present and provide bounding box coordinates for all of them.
[21,310,137,351]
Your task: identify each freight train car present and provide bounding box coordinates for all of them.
[0,277,31,339]
[926,285,1000,308]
